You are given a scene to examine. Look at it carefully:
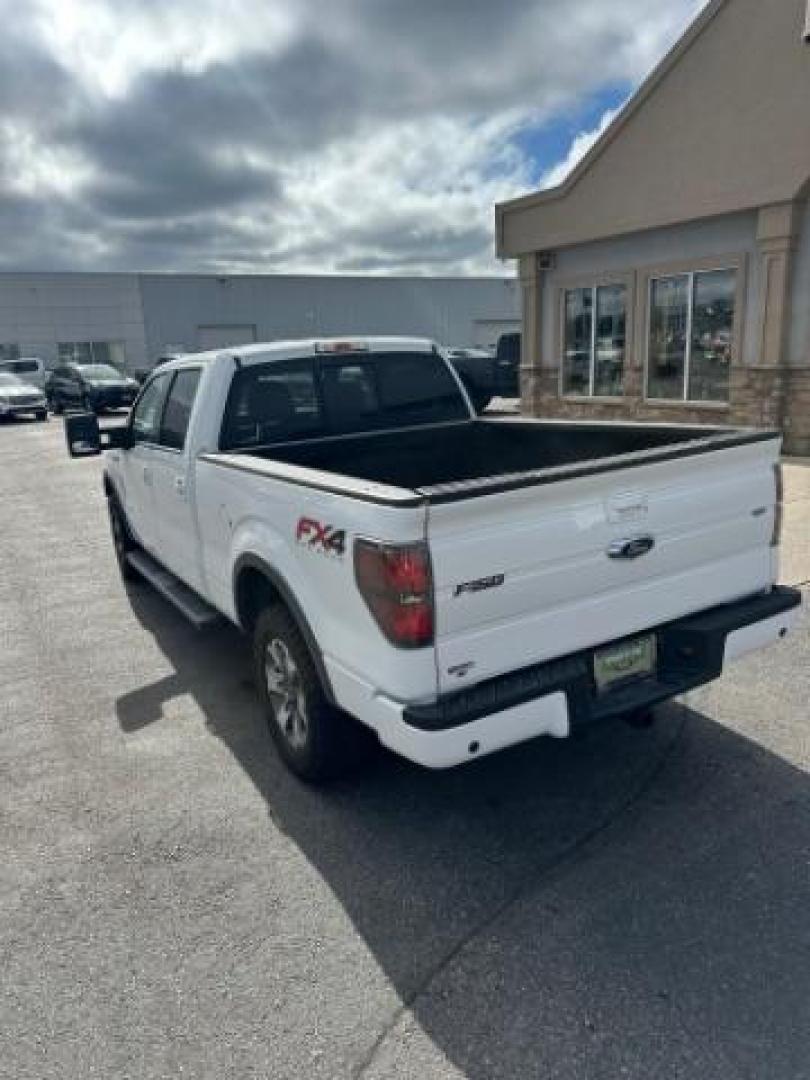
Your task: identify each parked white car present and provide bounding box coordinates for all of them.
[0,357,47,389]
[65,337,801,782]
[0,373,49,421]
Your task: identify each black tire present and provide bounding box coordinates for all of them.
[49,395,62,415]
[36,410,48,422]
[253,605,373,782]
[107,498,140,582]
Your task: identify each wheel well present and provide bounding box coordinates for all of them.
[234,566,283,634]
[233,562,336,704]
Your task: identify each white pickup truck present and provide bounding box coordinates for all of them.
[66,337,801,781]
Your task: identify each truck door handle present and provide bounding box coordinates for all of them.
[174,476,186,496]
[143,466,152,486]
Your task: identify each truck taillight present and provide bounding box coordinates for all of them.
[354,539,434,648]
[772,463,784,547]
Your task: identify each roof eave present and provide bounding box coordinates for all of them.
[495,0,730,257]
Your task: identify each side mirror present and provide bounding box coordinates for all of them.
[65,412,132,457]
[65,412,101,457]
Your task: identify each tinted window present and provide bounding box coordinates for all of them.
[160,369,201,450]
[131,374,172,444]
[220,351,467,450]
[321,362,379,432]
[375,353,468,426]
[221,360,320,449]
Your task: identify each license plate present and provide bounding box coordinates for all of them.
[593,634,656,693]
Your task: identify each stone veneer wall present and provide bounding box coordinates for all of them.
[521,365,810,456]
[784,369,810,457]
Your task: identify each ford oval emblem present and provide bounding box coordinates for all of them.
[607,535,655,560]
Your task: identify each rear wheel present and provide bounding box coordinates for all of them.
[36,410,48,422]
[253,605,373,782]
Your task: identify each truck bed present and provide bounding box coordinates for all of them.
[242,419,773,501]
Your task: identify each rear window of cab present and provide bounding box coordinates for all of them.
[220,351,467,450]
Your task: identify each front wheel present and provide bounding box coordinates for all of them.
[253,606,373,782]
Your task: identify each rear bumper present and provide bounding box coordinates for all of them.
[329,587,802,769]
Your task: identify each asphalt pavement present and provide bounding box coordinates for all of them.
[1,417,808,1080]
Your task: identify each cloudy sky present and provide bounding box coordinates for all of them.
[1,0,706,275]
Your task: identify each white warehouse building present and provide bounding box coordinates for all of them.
[0,272,520,375]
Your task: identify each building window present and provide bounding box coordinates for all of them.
[562,284,627,397]
[58,341,127,369]
[647,269,735,403]
[0,343,21,363]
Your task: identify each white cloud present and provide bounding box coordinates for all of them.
[539,107,621,191]
[30,0,300,96]
[0,0,709,273]
[263,113,533,275]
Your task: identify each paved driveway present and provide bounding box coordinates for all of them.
[1,420,808,1079]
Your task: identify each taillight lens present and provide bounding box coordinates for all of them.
[772,463,784,547]
[354,539,434,648]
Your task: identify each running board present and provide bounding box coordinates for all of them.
[126,550,222,629]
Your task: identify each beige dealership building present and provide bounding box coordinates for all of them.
[496,0,810,453]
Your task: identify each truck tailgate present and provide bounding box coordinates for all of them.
[427,438,780,695]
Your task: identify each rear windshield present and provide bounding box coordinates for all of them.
[0,360,39,374]
[220,350,467,450]
[79,364,122,379]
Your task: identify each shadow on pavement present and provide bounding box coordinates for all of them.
[116,584,810,1079]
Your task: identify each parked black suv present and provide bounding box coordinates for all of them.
[47,363,140,414]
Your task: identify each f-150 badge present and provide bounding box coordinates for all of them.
[296,517,346,558]
[454,573,505,597]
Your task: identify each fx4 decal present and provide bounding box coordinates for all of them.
[296,517,347,558]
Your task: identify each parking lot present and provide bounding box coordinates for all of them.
[1,418,809,1080]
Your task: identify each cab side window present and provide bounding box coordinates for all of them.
[130,374,172,445]
[160,369,201,451]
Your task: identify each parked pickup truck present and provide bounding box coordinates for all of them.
[444,332,520,411]
[65,336,800,782]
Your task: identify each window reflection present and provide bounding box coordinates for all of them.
[688,270,734,402]
[562,288,592,395]
[562,284,626,397]
[595,284,626,398]
[647,269,734,402]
